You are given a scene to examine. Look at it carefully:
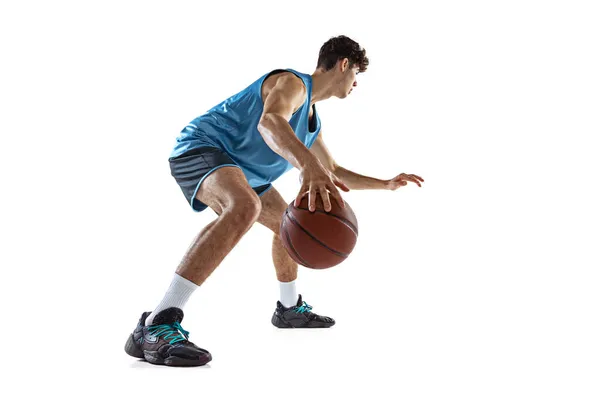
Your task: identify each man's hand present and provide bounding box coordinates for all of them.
[295,162,350,212]
[386,173,425,190]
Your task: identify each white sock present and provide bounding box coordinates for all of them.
[145,273,199,326]
[279,280,298,308]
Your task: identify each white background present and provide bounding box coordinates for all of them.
[1,0,599,399]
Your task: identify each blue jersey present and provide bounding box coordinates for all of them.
[170,68,321,188]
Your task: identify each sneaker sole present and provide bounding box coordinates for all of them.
[124,334,211,367]
[271,313,335,328]
[144,350,212,367]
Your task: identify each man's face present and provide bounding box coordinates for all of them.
[337,59,359,99]
[345,66,359,96]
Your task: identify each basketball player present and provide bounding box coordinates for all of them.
[124,35,424,366]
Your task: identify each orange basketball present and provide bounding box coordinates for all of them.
[279,196,358,269]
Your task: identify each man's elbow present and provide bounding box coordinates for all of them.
[257,113,279,134]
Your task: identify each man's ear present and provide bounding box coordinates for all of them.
[339,57,350,72]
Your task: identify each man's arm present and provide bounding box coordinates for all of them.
[257,74,348,211]
[310,134,388,190]
[257,74,316,171]
[311,134,424,190]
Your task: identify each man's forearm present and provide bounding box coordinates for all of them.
[333,165,388,190]
[258,113,317,170]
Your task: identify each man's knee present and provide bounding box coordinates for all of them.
[226,192,262,227]
[195,167,262,224]
[257,188,287,234]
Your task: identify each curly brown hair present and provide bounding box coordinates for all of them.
[316,35,369,73]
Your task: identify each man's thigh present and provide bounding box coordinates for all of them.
[170,146,259,213]
[195,166,261,215]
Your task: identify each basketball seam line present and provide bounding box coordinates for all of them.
[285,210,349,258]
[283,217,313,268]
[294,207,358,236]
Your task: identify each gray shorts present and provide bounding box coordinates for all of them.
[168,147,272,212]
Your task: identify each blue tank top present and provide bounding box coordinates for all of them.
[170,68,321,188]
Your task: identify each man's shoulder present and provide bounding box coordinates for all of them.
[261,69,307,102]
[265,69,306,87]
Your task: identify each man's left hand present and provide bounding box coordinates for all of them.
[385,173,424,190]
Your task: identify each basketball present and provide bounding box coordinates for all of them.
[279,195,358,269]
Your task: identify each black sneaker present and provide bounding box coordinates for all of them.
[271,295,335,328]
[124,307,212,367]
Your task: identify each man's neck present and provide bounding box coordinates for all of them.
[310,69,338,104]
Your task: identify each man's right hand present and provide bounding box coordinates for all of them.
[295,161,349,212]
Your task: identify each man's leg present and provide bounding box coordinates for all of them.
[145,166,262,324]
[125,166,262,366]
[257,187,298,283]
[257,187,335,328]
[257,187,299,308]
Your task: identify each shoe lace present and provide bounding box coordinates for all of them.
[294,301,313,314]
[147,321,190,345]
